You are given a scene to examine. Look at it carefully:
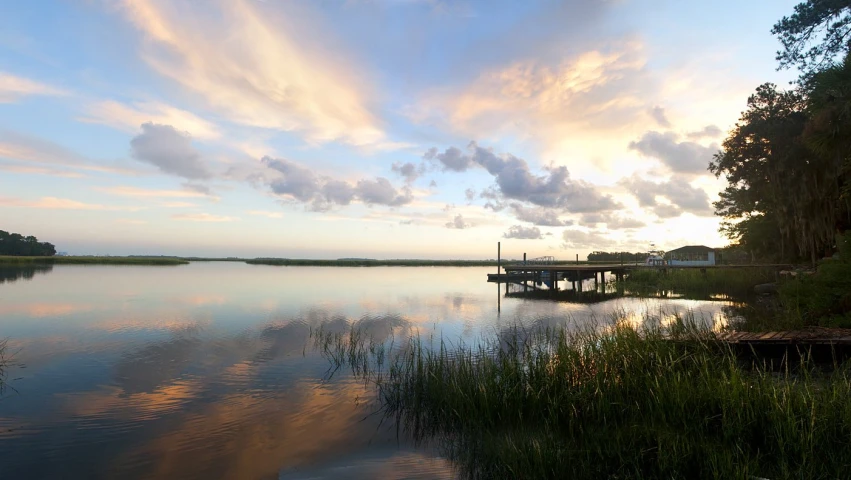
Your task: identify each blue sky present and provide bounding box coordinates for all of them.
[0,0,800,258]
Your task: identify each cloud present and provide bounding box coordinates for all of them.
[391,161,421,183]
[0,196,143,211]
[464,188,476,202]
[580,212,646,229]
[652,203,682,218]
[628,131,717,175]
[117,219,148,225]
[509,203,573,226]
[686,125,723,140]
[264,157,412,210]
[0,72,66,103]
[81,101,221,140]
[411,41,652,152]
[171,213,238,222]
[247,210,284,219]
[561,229,618,250]
[605,216,646,229]
[158,201,198,208]
[181,182,215,196]
[120,0,384,145]
[648,106,671,128]
[425,142,619,212]
[445,214,470,229]
[355,178,413,206]
[0,162,85,178]
[619,176,712,217]
[95,186,208,198]
[503,225,543,239]
[424,146,472,172]
[130,123,212,180]
[0,129,136,175]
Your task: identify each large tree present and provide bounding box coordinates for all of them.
[710,83,813,261]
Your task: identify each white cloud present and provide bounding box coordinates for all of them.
[0,72,66,103]
[95,186,208,198]
[0,129,137,175]
[247,210,284,219]
[0,196,143,211]
[81,100,221,140]
[171,213,238,222]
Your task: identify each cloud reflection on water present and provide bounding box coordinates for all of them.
[0,263,743,478]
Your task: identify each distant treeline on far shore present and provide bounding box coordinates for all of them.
[0,230,56,256]
[586,251,647,263]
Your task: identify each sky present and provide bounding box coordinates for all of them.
[0,0,801,259]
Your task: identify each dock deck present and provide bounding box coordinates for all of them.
[718,326,851,345]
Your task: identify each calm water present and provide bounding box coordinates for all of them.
[0,263,737,479]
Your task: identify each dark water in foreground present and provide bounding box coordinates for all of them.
[0,263,738,479]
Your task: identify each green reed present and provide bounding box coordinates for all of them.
[315,314,851,479]
[623,268,777,296]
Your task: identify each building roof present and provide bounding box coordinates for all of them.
[666,245,715,255]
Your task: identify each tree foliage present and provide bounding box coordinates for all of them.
[773,0,851,75]
[0,230,56,256]
[711,77,851,263]
[586,251,647,263]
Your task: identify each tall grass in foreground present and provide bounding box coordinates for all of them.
[315,317,851,479]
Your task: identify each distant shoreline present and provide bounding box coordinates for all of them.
[0,256,606,267]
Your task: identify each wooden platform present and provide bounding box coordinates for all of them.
[717,327,851,363]
[719,326,851,345]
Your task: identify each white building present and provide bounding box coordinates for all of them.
[665,245,717,266]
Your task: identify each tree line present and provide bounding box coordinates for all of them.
[586,251,647,262]
[711,0,851,264]
[0,230,56,256]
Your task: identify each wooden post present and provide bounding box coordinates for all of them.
[551,270,558,291]
[523,253,528,293]
[601,271,605,292]
[594,272,599,290]
[576,253,579,265]
[497,242,502,312]
[577,271,582,292]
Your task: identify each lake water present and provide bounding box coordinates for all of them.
[0,262,738,479]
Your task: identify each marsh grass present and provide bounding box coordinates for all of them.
[0,338,15,398]
[0,256,189,265]
[315,314,851,479]
[623,268,777,297]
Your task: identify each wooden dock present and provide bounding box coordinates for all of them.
[494,263,796,292]
[717,327,851,363]
[719,326,851,345]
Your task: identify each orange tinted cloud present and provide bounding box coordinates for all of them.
[0,196,144,211]
[121,0,384,146]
